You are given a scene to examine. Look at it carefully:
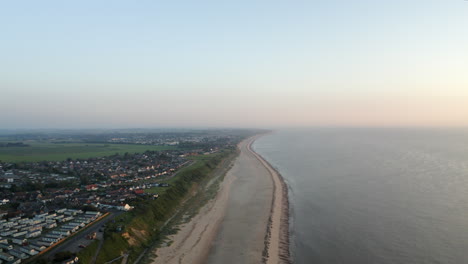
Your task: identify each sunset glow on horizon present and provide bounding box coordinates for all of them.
[2,0,468,129]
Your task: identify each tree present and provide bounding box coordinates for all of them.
[82,204,98,212]
[53,251,74,262]
[32,258,48,264]
[80,174,90,185]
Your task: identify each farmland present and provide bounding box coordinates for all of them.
[0,142,176,163]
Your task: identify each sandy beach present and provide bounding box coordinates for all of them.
[152,135,290,264]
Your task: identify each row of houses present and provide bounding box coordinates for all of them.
[0,209,101,263]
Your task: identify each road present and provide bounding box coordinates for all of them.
[41,211,123,261]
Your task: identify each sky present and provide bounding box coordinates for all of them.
[1,0,468,129]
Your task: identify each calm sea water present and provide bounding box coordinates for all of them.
[253,128,468,264]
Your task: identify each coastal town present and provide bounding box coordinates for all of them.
[0,130,252,263]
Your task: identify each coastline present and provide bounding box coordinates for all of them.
[248,135,291,264]
[149,148,237,264]
[151,134,290,264]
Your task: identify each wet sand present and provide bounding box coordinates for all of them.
[152,135,290,264]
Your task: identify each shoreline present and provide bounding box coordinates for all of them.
[247,135,291,264]
[151,134,290,264]
[149,149,237,264]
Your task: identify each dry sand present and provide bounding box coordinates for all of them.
[152,135,290,264]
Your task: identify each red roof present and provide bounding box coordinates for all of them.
[86,184,98,190]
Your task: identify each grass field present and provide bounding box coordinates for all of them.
[0,142,177,163]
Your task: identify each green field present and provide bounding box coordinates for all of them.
[0,143,176,163]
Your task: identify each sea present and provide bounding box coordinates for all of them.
[253,128,468,264]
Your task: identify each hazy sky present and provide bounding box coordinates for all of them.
[1,0,467,129]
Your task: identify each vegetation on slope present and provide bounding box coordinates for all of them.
[95,148,237,263]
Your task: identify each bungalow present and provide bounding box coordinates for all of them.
[45,234,62,239]
[42,236,60,243]
[45,213,57,220]
[0,252,14,262]
[11,238,27,245]
[20,246,39,256]
[18,218,30,224]
[27,230,42,238]
[26,225,42,232]
[64,209,82,216]
[73,218,91,224]
[12,230,28,237]
[45,222,57,229]
[37,240,54,247]
[1,230,14,236]
[29,243,47,252]
[52,229,70,236]
[62,216,74,222]
[34,212,49,220]
[85,211,101,217]
[97,203,132,211]
[0,243,13,250]
[3,223,18,230]
[10,249,28,259]
[9,257,22,264]
[68,222,85,228]
[62,225,79,233]
[54,215,64,221]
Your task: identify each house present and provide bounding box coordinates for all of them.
[85,184,98,191]
[134,189,144,195]
[119,204,133,211]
